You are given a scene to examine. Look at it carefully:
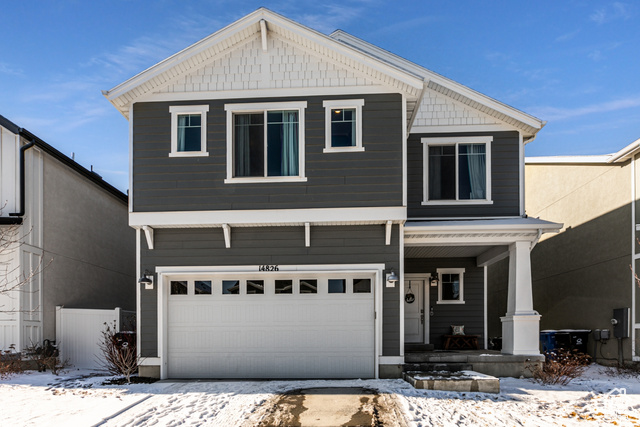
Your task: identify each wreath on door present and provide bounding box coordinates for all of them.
[405,282,415,304]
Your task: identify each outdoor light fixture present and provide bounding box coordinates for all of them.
[138,270,154,290]
[385,269,399,287]
[430,272,439,287]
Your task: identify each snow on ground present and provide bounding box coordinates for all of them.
[0,365,639,426]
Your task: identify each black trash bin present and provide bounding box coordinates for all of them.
[554,330,571,350]
[567,329,590,354]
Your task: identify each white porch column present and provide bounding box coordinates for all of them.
[501,240,541,355]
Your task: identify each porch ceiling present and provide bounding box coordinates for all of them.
[405,245,496,258]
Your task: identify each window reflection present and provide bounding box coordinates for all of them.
[275,280,293,294]
[170,281,188,295]
[222,280,240,295]
[328,279,346,294]
[247,280,264,294]
[300,279,317,294]
[353,278,371,293]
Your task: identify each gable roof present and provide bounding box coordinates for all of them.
[330,30,545,137]
[104,8,544,139]
[0,114,127,203]
[526,137,640,164]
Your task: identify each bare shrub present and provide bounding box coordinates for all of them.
[26,340,70,376]
[530,350,592,385]
[0,345,23,379]
[98,321,137,383]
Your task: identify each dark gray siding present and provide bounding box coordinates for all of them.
[132,94,403,212]
[405,258,485,349]
[139,225,401,357]
[407,131,521,218]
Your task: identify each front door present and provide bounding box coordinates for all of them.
[404,279,426,343]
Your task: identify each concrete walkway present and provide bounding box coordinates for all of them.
[255,387,405,426]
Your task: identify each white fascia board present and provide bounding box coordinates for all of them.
[331,31,544,131]
[608,138,640,163]
[130,206,407,228]
[526,155,613,164]
[410,124,513,135]
[404,218,563,234]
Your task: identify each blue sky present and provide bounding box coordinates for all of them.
[1,1,638,192]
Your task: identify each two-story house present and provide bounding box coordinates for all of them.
[104,8,560,379]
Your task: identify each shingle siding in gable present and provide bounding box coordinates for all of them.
[132,93,403,212]
[407,131,521,218]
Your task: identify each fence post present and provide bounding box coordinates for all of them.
[115,307,121,332]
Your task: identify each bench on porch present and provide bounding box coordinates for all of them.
[443,334,480,350]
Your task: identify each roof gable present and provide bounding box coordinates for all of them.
[104,8,424,117]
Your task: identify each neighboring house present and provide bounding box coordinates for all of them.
[103,8,560,380]
[515,140,640,363]
[0,115,136,353]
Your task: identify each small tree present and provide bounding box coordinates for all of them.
[97,321,137,383]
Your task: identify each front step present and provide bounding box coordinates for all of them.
[403,362,473,372]
[405,343,435,352]
[403,370,500,393]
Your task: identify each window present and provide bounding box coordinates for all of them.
[247,280,264,295]
[170,281,188,295]
[323,99,364,152]
[328,279,346,294]
[194,280,212,295]
[353,278,371,293]
[422,136,492,205]
[300,279,317,294]
[222,280,240,295]
[275,280,293,294]
[224,102,307,183]
[436,268,465,304]
[169,105,209,157]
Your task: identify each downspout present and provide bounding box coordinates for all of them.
[9,138,36,217]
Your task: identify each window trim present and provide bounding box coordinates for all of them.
[436,268,466,304]
[224,101,307,183]
[322,99,365,153]
[421,136,492,205]
[169,105,209,157]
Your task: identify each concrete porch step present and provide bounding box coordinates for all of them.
[405,351,469,363]
[403,370,500,393]
[403,362,473,372]
[405,343,435,352]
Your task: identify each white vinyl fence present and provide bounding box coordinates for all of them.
[55,307,135,369]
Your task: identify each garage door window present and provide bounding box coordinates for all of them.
[353,279,371,293]
[300,279,317,294]
[170,281,188,295]
[247,280,264,294]
[275,280,293,294]
[222,280,240,295]
[328,279,346,293]
[194,280,212,295]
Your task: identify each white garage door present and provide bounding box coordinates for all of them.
[166,273,375,379]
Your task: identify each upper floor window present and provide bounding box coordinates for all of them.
[224,101,307,183]
[323,99,364,153]
[421,136,492,205]
[169,105,209,157]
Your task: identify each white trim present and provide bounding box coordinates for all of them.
[142,225,154,250]
[139,357,160,366]
[130,206,407,228]
[399,224,405,354]
[410,124,513,134]
[519,132,525,216]
[632,154,637,359]
[484,265,488,350]
[135,229,141,362]
[222,223,231,248]
[378,356,404,364]
[421,136,493,204]
[169,105,209,157]
[128,106,134,213]
[224,101,307,182]
[259,19,268,52]
[402,94,408,207]
[156,263,385,380]
[304,222,310,247]
[385,220,392,246]
[322,99,364,153]
[436,268,465,304]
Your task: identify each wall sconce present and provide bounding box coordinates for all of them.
[430,272,439,287]
[385,269,399,287]
[138,270,154,290]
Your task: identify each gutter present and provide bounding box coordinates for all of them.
[9,139,36,218]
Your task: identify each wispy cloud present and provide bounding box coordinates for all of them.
[590,2,632,24]
[530,96,640,121]
[0,62,24,77]
[555,29,581,43]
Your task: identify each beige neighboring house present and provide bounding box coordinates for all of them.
[0,114,135,353]
[522,139,640,363]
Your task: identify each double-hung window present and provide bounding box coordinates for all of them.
[323,99,364,152]
[436,268,465,304]
[225,102,307,183]
[169,105,209,157]
[422,136,492,204]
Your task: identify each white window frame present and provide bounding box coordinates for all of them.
[323,99,365,153]
[224,101,307,183]
[421,136,492,205]
[169,105,209,157]
[436,268,465,304]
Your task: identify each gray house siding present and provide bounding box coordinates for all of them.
[132,93,403,212]
[139,224,401,357]
[407,131,521,218]
[405,258,485,348]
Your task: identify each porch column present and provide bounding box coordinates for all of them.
[501,240,541,355]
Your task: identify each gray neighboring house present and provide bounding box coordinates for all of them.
[496,140,639,364]
[0,115,136,352]
[104,8,560,380]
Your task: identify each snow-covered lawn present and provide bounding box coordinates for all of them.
[1,365,639,426]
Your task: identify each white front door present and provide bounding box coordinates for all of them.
[404,279,425,343]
